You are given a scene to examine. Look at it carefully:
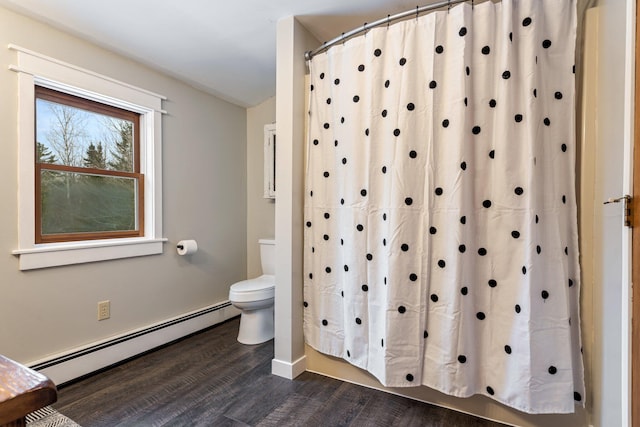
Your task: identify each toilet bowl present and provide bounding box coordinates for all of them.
[229,239,275,344]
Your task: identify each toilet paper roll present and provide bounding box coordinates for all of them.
[177,240,198,256]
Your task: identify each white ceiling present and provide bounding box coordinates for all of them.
[0,0,429,107]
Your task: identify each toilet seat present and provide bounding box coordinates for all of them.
[229,274,275,303]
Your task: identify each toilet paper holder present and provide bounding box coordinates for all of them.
[176,239,198,255]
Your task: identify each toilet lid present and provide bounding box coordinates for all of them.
[229,275,275,302]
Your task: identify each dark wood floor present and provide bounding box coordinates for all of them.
[54,317,508,426]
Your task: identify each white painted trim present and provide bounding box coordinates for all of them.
[622,0,636,425]
[9,65,169,116]
[33,76,160,115]
[8,44,167,101]
[271,355,307,379]
[12,238,168,270]
[16,71,36,251]
[10,46,165,269]
[27,302,240,385]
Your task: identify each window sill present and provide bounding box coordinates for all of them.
[12,238,168,270]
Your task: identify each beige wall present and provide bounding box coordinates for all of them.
[0,6,247,363]
[247,97,276,278]
[272,16,317,379]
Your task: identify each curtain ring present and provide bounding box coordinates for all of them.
[416,5,419,21]
[472,0,475,10]
[448,0,451,14]
[387,14,391,29]
[363,22,367,37]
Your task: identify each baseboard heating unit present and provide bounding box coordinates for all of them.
[28,301,240,385]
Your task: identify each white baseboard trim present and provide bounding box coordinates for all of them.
[27,301,241,385]
[271,355,307,379]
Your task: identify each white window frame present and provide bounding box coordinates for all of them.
[9,45,166,270]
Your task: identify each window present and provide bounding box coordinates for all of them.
[35,86,144,243]
[10,45,166,269]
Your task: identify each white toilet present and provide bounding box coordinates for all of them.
[229,239,275,344]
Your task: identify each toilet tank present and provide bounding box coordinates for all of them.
[259,239,276,276]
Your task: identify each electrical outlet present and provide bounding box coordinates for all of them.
[97,300,110,321]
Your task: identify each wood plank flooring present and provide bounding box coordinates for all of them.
[53,317,508,426]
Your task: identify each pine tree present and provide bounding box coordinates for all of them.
[37,142,59,228]
[108,121,133,172]
[36,142,57,164]
[83,142,107,169]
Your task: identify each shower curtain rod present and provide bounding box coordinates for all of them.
[304,0,469,61]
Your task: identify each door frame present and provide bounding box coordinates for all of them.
[632,1,640,425]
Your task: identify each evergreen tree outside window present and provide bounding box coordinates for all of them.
[35,86,143,243]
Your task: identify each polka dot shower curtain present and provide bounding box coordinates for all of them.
[303,0,584,415]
